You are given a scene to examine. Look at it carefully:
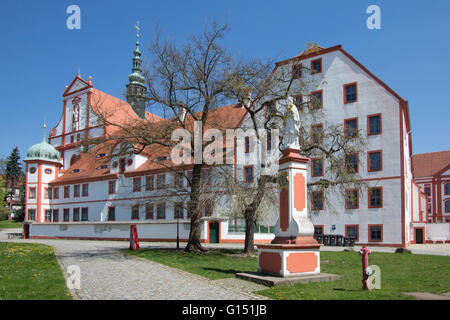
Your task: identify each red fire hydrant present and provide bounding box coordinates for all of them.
[360,245,371,290]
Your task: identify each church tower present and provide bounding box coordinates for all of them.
[126,22,147,119]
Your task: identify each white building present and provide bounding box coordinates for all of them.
[24,43,442,246]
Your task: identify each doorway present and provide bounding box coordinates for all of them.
[414,228,424,244]
[209,222,220,243]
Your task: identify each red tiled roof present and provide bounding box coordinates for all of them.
[51,103,247,184]
[412,150,450,178]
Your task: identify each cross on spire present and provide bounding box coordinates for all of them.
[135,21,140,40]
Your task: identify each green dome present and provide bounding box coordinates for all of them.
[25,140,60,163]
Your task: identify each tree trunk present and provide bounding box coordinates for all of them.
[242,176,272,254]
[244,210,255,254]
[185,164,207,253]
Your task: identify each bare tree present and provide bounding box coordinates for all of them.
[86,22,273,253]
[217,44,368,253]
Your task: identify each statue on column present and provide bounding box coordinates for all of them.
[281,96,300,151]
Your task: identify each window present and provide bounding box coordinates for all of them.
[157,174,165,189]
[368,151,382,172]
[345,154,358,173]
[346,225,359,241]
[292,64,302,79]
[28,209,36,221]
[73,208,80,221]
[108,180,116,194]
[294,95,303,109]
[119,158,126,173]
[133,177,141,192]
[311,58,322,74]
[367,114,381,135]
[63,209,70,222]
[81,208,88,221]
[45,210,51,222]
[52,209,59,222]
[53,187,59,199]
[108,207,115,221]
[146,176,154,191]
[311,191,324,210]
[345,189,359,209]
[174,172,184,189]
[29,187,36,199]
[202,169,212,186]
[311,159,323,177]
[244,136,250,154]
[157,203,166,219]
[368,187,383,208]
[74,184,80,197]
[344,83,357,104]
[131,205,139,220]
[310,90,323,109]
[424,186,431,196]
[445,200,450,213]
[445,184,450,195]
[264,101,276,118]
[204,201,213,217]
[175,203,184,219]
[45,188,51,199]
[344,118,358,138]
[145,204,154,219]
[369,225,383,242]
[244,166,254,182]
[266,130,272,151]
[311,124,323,144]
[314,226,324,236]
[82,184,89,197]
[64,186,70,198]
[29,167,36,174]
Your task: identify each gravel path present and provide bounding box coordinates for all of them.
[0,229,267,300]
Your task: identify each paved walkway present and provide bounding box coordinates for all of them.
[2,228,449,300]
[0,229,267,300]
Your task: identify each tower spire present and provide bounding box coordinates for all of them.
[126,21,147,119]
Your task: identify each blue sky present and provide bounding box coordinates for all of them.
[0,0,449,160]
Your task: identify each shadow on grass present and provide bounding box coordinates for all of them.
[332,288,360,292]
[202,267,245,275]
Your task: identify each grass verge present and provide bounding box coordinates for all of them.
[0,220,22,229]
[0,242,72,300]
[126,248,450,300]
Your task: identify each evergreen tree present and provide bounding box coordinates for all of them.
[5,147,23,215]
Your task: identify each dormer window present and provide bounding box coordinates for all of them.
[70,169,82,174]
[96,165,109,170]
[96,153,108,158]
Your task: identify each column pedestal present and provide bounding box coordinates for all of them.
[257,148,322,277]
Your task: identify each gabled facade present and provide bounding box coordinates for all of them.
[239,44,420,246]
[412,150,450,223]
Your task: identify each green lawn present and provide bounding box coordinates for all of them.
[0,242,72,300]
[0,220,22,229]
[127,248,450,300]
